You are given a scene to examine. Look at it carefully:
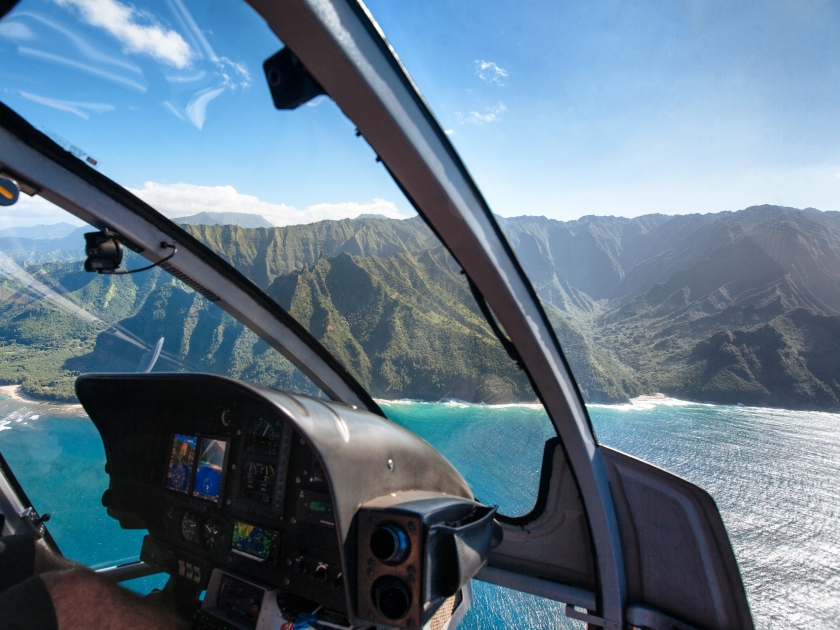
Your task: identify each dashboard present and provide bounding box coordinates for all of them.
[143,405,347,614]
[76,374,497,630]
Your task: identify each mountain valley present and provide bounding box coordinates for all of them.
[2,204,840,410]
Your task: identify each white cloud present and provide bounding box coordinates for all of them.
[0,20,35,40]
[475,60,508,86]
[128,182,406,227]
[55,0,194,68]
[444,129,455,136]
[0,195,86,230]
[456,103,506,124]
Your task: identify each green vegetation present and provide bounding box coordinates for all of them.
[4,205,840,410]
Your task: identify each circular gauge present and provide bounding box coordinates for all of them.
[181,513,199,542]
[202,519,222,551]
[248,418,276,447]
[221,408,233,427]
[162,507,176,530]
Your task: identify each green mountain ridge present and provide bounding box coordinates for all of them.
[3,205,840,410]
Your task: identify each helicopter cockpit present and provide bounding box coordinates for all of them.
[0,0,755,629]
[75,372,497,630]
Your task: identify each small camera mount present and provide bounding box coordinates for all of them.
[263,47,325,109]
[84,230,176,275]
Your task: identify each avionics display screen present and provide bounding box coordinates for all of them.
[193,438,227,502]
[231,521,273,561]
[165,434,197,493]
[239,461,277,505]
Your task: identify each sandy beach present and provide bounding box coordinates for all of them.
[0,384,84,410]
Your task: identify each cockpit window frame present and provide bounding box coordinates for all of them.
[0,0,621,616]
[244,0,625,619]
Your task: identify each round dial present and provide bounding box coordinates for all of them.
[162,507,175,530]
[181,513,198,542]
[249,418,275,444]
[202,519,222,551]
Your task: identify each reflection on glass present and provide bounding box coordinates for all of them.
[193,438,226,502]
[165,434,196,493]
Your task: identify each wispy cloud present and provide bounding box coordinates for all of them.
[18,46,146,91]
[129,182,407,227]
[475,60,508,86]
[215,57,251,90]
[0,20,35,40]
[444,129,455,135]
[55,0,194,68]
[456,103,506,124]
[16,10,143,73]
[20,91,114,119]
[185,87,224,129]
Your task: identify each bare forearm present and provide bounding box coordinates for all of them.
[41,569,188,630]
[33,538,80,574]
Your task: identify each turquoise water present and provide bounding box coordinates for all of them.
[2,394,839,628]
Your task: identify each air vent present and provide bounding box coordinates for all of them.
[160,262,221,302]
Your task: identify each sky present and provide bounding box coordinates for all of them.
[1,0,840,228]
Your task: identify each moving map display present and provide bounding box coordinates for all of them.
[231,521,273,561]
[165,434,197,493]
[193,438,227,502]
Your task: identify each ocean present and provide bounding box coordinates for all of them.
[1,393,838,628]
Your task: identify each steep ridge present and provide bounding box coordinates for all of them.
[266,248,534,402]
[3,206,840,409]
[180,217,435,289]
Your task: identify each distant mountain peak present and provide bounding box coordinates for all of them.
[173,212,273,228]
[0,222,80,239]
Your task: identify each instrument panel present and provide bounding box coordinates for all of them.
[78,373,483,630]
[142,402,346,615]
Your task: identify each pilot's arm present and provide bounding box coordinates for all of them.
[0,534,187,630]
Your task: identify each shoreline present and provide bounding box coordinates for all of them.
[631,392,668,402]
[0,385,83,410]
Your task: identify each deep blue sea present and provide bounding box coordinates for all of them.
[1,393,838,629]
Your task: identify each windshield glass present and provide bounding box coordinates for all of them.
[0,0,561,610]
[0,0,557,519]
[362,0,840,627]
[0,195,324,585]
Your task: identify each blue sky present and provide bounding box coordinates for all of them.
[1,0,840,228]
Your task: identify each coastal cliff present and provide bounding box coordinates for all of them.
[2,205,840,410]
